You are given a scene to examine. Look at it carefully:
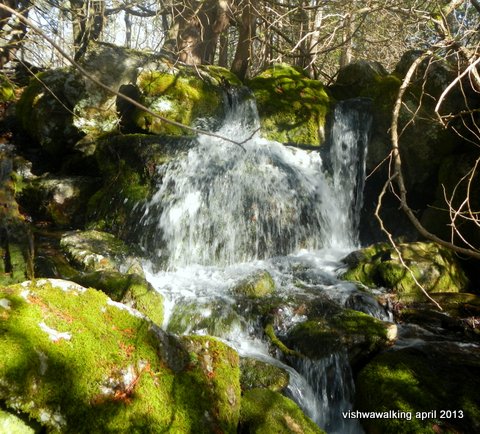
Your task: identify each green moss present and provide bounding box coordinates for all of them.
[248,64,332,146]
[0,280,242,433]
[240,358,289,392]
[132,70,223,135]
[356,346,480,433]
[285,310,395,365]
[232,270,275,298]
[72,271,163,325]
[264,324,301,357]
[239,388,325,433]
[0,75,15,102]
[341,242,469,302]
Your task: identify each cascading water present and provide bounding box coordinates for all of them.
[141,89,378,433]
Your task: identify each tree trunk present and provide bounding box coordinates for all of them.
[231,0,255,80]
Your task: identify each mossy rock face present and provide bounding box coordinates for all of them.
[19,176,100,228]
[356,344,480,433]
[232,270,276,298]
[86,133,189,237]
[0,279,241,433]
[0,144,33,286]
[284,309,396,366]
[71,270,164,326]
[59,230,142,274]
[341,242,470,302]
[130,66,232,135]
[15,68,85,157]
[239,388,325,434]
[240,358,289,392]
[15,43,241,159]
[248,64,331,146]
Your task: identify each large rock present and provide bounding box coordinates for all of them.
[15,43,241,158]
[0,279,241,433]
[248,64,331,146]
[356,343,480,433]
[284,309,396,367]
[341,242,470,302]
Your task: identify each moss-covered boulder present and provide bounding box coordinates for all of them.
[240,358,289,392]
[342,242,470,302]
[0,278,241,433]
[248,64,331,146]
[239,388,325,434]
[0,407,41,434]
[71,271,164,326]
[356,344,480,433]
[19,176,99,228]
[15,68,85,157]
[15,43,241,158]
[284,309,396,366]
[232,270,276,298]
[130,65,240,135]
[86,133,187,237]
[59,229,142,274]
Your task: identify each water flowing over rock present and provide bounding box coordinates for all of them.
[140,91,373,433]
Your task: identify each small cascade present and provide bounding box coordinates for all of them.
[323,99,372,248]
[141,89,374,434]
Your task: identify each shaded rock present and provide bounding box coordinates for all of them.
[59,229,142,274]
[341,242,470,302]
[0,279,241,433]
[239,388,325,434]
[232,270,276,298]
[356,343,480,433]
[0,143,33,286]
[240,358,289,392]
[86,133,188,238]
[248,64,331,146]
[284,309,396,367]
[19,175,99,227]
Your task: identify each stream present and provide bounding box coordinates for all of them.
[140,90,378,433]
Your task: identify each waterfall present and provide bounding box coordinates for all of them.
[141,90,372,434]
[140,93,370,267]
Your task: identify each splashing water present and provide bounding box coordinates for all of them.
[141,90,373,433]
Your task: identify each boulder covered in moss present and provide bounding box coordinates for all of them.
[239,388,325,434]
[232,270,276,298]
[72,271,164,326]
[356,344,480,433]
[240,358,289,392]
[248,64,331,146]
[284,309,396,366]
[15,42,241,159]
[341,242,470,302]
[0,278,241,433]
[85,133,187,237]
